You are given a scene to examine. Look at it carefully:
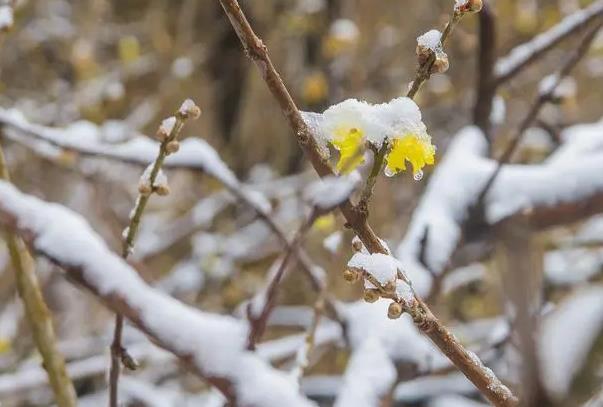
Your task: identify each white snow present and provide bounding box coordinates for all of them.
[171,57,194,79]
[334,337,396,407]
[0,181,315,407]
[348,252,398,285]
[396,120,603,295]
[304,174,360,211]
[417,30,442,52]
[0,5,13,31]
[0,107,246,195]
[538,74,577,98]
[305,96,429,153]
[323,231,342,254]
[178,98,198,117]
[158,116,177,137]
[539,287,603,399]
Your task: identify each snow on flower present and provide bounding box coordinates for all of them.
[305,97,435,178]
[417,30,442,53]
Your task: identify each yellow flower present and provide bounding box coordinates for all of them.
[332,127,365,173]
[385,133,435,178]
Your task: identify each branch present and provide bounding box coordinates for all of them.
[494,0,603,85]
[473,2,497,136]
[0,181,315,407]
[217,1,517,405]
[0,142,77,406]
[109,100,200,407]
[476,21,603,206]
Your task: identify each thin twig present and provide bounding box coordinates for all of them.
[247,210,318,350]
[290,291,325,383]
[0,141,77,407]
[406,9,463,99]
[218,1,518,405]
[476,21,603,206]
[109,101,199,407]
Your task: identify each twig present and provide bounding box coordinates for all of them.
[247,209,318,350]
[109,100,200,407]
[290,292,325,383]
[494,0,603,85]
[406,8,463,99]
[357,142,388,217]
[218,1,518,405]
[0,142,77,406]
[476,21,603,206]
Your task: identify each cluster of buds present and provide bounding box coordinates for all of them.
[155,98,202,154]
[454,0,482,14]
[415,30,449,74]
[343,237,415,320]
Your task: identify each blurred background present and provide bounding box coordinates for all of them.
[1,0,603,406]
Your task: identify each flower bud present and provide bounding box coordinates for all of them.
[343,268,360,284]
[155,185,170,196]
[383,280,396,293]
[455,0,482,13]
[166,140,180,154]
[415,44,432,65]
[432,52,449,74]
[178,98,202,120]
[138,183,152,195]
[387,302,403,319]
[352,237,363,253]
[363,289,380,303]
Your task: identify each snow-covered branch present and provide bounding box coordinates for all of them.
[494,0,603,83]
[397,119,603,296]
[0,181,314,407]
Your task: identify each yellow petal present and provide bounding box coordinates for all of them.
[385,133,435,177]
[332,127,365,173]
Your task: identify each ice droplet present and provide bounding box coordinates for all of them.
[384,167,396,177]
[413,170,424,181]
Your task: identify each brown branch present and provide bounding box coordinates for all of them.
[109,101,199,407]
[247,210,316,350]
[473,2,497,137]
[217,1,518,405]
[476,21,603,206]
[494,0,603,85]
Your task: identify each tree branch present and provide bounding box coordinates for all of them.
[217,1,518,405]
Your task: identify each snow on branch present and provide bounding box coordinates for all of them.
[0,108,239,190]
[0,181,314,407]
[495,0,603,83]
[397,120,603,296]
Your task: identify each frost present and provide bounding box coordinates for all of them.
[348,252,399,285]
[304,174,360,211]
[417,30,442,52]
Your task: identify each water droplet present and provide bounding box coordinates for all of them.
[413,170,424,181]
[384,167,396,178]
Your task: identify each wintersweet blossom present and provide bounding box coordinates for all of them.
[304,97,436,179]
